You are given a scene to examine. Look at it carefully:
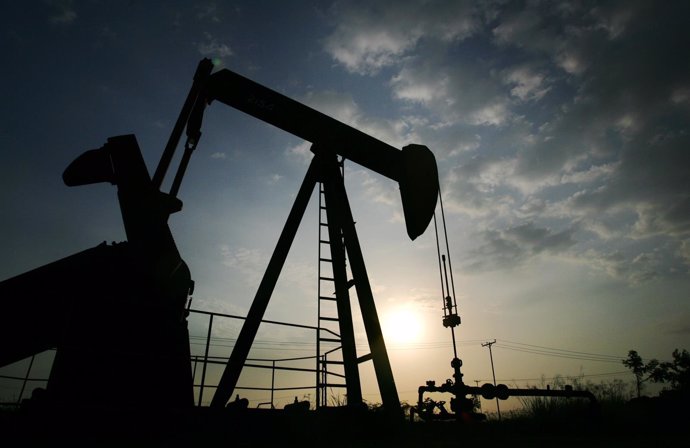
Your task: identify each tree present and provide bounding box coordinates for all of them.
[622,350,661,398]
[658,349,690,394]
[623,349,690,398]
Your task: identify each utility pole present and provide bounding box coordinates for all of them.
[482,339,501,421]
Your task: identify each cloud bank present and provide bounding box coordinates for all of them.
[323,0,690,283]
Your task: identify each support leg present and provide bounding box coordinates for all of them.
[211,160,319,408]
[322,156,363,407]
[322,158,402,420]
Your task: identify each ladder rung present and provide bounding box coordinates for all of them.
[321,360,345,365]
[319,240,330,244]
[319,276,334,282]
[319,383,347,388]
[357,353,373,364]
[319,296,337,302]
[319,258,332,263]
[319,223,328,227]
[319,337,341,343]
[319,316,339,322]
[319,206,327,210]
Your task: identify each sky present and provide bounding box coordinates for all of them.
[1,1,689,413]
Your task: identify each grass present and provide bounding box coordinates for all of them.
[509,375,629,421]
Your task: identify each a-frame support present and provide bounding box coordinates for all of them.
[211,148,401,419]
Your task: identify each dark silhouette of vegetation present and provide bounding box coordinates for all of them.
[657,349,690,394]
[514,374,629,424]
[623,348,689,397]
[623,350,662,397]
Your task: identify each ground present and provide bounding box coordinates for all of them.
[2,403,689,447]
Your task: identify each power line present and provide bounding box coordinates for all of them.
[188,333,629,363]
[496,346,621,363]
[498,339,623,360]
[496,344,623,363]
[188,336,485,351]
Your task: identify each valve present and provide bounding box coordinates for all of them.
[442,314,461,328]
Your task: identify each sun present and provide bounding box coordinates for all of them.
[383,307,423,345]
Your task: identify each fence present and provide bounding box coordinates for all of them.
[0,308,342,409]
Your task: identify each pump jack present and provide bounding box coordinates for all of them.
[0,59,439,418]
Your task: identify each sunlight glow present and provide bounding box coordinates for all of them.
[383,307,423,345]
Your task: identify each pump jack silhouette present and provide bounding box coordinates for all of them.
[0,59,439,418]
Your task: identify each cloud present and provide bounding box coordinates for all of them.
[197,32,233,64]
[220,245,266,286]
[266,173,283,186]
[661,312,690,336]
[219,245,315,303]
[559,163,619,186]
[502,66,551,102]
[286,141,312,165]
[301,89,421,147]
[671,87,690,106]
[323,0,479,75]
[324,25,416,75]
[323,0,690,281]
[49,0,77,24]
[590,2,640,40]
[565,130,690,240]
[196,2,221,22]
[466,222,577,271]
[680,240,690,268]
[441,157,518,218]
[302,90,360,125]
[492,3,690,254]
[348,168,398,206]
[581,248,663,285]
[390,61,512,127]
[490,2,607,76]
